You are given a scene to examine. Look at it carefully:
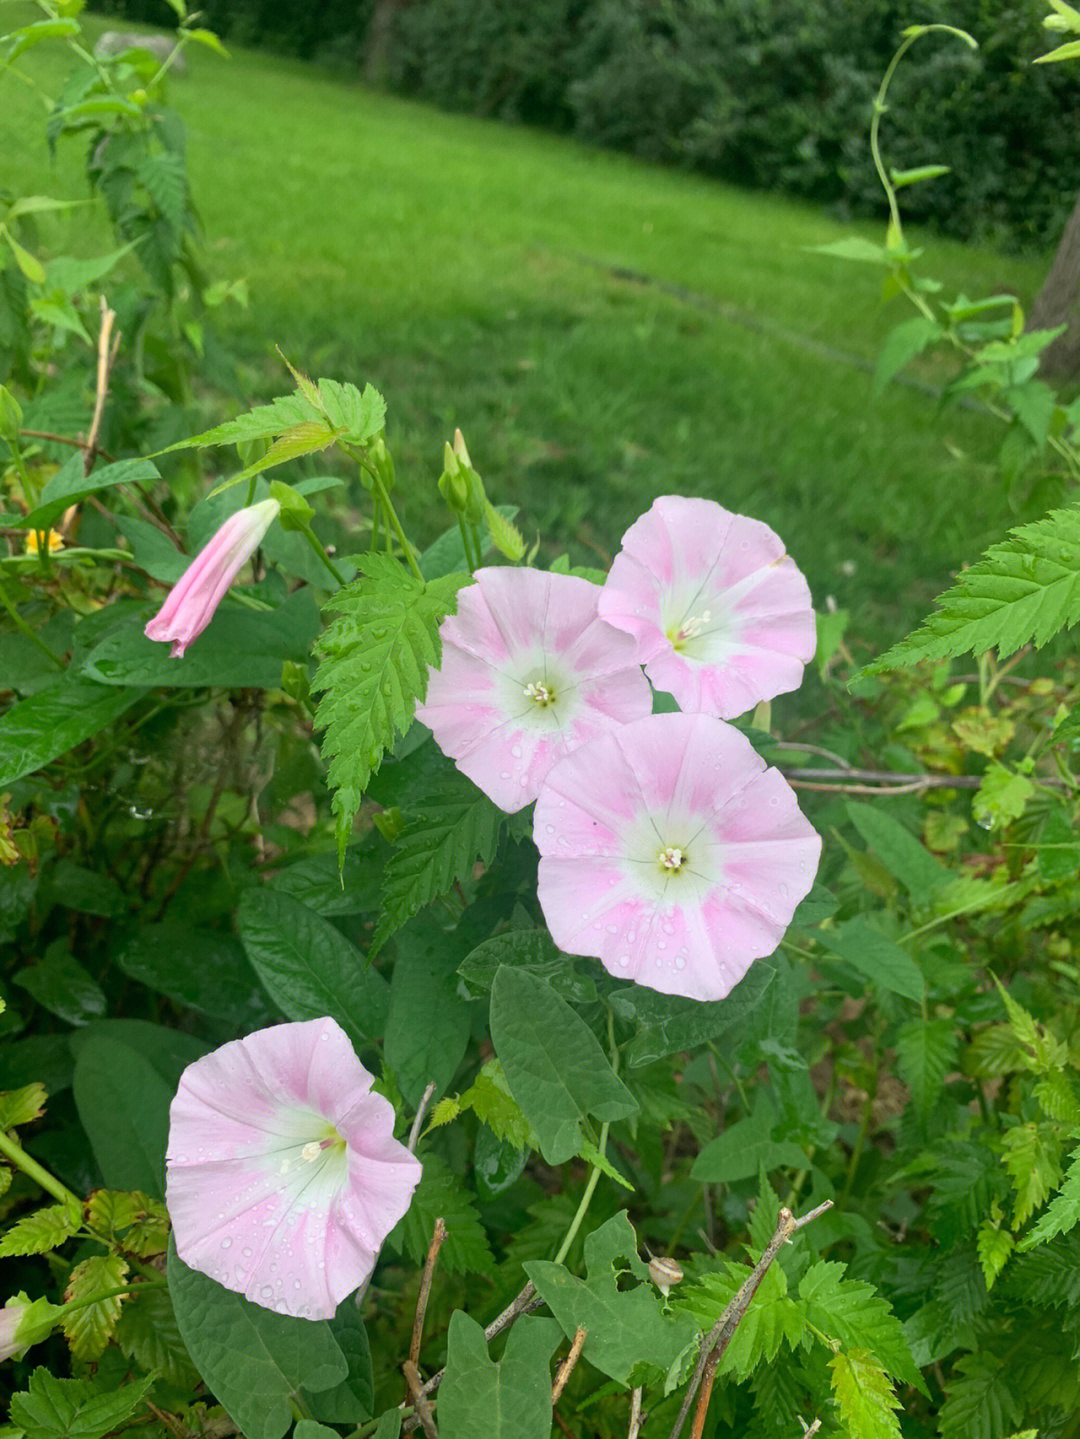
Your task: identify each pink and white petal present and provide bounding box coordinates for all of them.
[537,572,605,655]
[574,665,653,727]
[237,1018,370,1117]
[538,859,650,959]
[437,582,512,667]
[561,606,652,677]
[453,568,554,658]
[334,1146,422,1252]
[452,720,553,811]
[597,551,669,659]
[727,558,815,641]
[534,734,642,853]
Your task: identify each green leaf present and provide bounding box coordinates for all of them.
[9,1370,153,1439]
[1002,1122,1063,1226]
[15,455,161,532]
[691,1086,806,1183]
[305,1300,374,1424]
[61,1254,128,1361]
[315,378,385,444]
[525,1211,698,1389]
[2,18,81,64]
[134,151,187,233]
[0,675,145,788]
[889,164,951,187]
[3,228,46,283]
[312,556,468,852]
[610,962,775,1069]
[114,1284,199,1388]
[452,1059,537,1150]
[812,237,889,264]
[974,762,1035,827]
[939,1353,1023,1439]
[1037,808,1080,882]
[458,929,598,1005]
[895,1017,959,1120]
[816,916,925,1002]
[844,801,948,896]
[12,947,105,1026]
[1019,1139,1080,1249]
[168,1241,349,1439]
[236,887,389,1048]
[116,921,267,1023]
[72,1034,174,1198]
[438,1313,561,1439]
[976,1222,1015,1289]
[0,1198,81,1257]
[372,768,503,951]
[185,27,230,55]
[385,1152,494,1275]
[799,1261,924,1391]
[873,315,941,394]
[829,1349,902,1439]
[384,922,472,1105]
[861,505,1080,672]
[0,1081,46,1129]
[490,968,638,1165]
[1036,37,1080,61]
[676,1262,804,1380]
[165,391,322,451]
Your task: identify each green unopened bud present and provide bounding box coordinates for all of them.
[461,466,486,526]
[0,385,23,444]
[236,435,271,470]
[373,806,405,843]
[1044,13,1073,29]
[452,428,472,469]
[371,435,395,492]
[268,480,314,533]
[438,463,470,515]
[0,1294,62,1362]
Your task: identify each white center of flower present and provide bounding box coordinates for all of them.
[658,845,685,872]
[523,680,555,707]
[672,609,711,648]
[278,1131,341,1176]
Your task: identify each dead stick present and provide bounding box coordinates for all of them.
[409,1081,438,1153]
[551,1325,587,1405]
[668,1201,833,1439]
[402,1361,439,1439]
[84,298,119,477]
[627,1387,645,1439]
[553,1413,575,1439]
[410,1218,447,1368]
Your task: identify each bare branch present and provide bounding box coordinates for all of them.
[551,1325,587,1406]
[668,1201,833,1439]
[409,1081,438,1153]
[402,1361,439,1439]
[85,297,119,478]
[627,1387,645,1439]
[410,1217,447,1368]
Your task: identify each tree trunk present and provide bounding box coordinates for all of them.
[364,0,410,85]
[1028,190,1080,380]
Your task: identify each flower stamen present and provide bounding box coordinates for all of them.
[523,680,555,706]
[658,845,685,872]
[671,609,711,648]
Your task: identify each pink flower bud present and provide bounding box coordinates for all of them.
[144,499,280,658]
[0,1295,60,1360]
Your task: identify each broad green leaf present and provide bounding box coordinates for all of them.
[116,921,269,1022]
[861,505,1080,672]
[69,1018,210,1090]
[72,1034,174,1198]
[269,842,385,917]
[10,1369,153,1439]
[812,237,889,264]
[12,946,104,1026]
[237,887,389,1047]
[14,455,161,532]
[895,1017,959,1120]
[0,1081,46,1129]
[691,1086,806,1183]
[1019,1139,1080,1249]
[459,929,598,1005]
[675,1262,804,1380]
[490,968,638,1165]
[974,762,1035,826]
[186,26,230,55]
[385,1152,494,1275]
[799,1261,925,1392]
[165,391,322,450]
[829,1349,902,1439]
[134,151,187,234]
[61,1255,128,1361]
[873,315,941,394]
[817,916,925,1001]
[168,1241,348,1439]
[0,675,144,788]
[81,588,322,689]
[312,555,468,853]
[2,19,81,64]
[384,921,472,1105]
[3,228,45,282]
[372,768,504,952]
[1037,808,1080,882]
[315,378,385,443]
[939,1353,1023,1439]
[439,1313,561,1439]
[610,961,775,1068]
[845,801,948,896]
[525,1211,698,1388]
[305,1300,374,1424]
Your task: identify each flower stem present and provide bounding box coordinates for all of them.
[0,1127,79,1208]
[553,1010,621,1267]
[356,455,423,582]
[298,522,345,586]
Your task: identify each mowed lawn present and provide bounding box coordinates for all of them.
[1,9,1054,646]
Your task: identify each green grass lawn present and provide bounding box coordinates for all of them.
[0,7,1057,647]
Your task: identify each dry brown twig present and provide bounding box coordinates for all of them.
[410,1217,447,1369]
[627,1387,645,1439]
[668,1201,834,1439]
[402,1361,439,1439]
[85,296,120,478]
[551,1325,587,1406]
[408,1081,438,1153]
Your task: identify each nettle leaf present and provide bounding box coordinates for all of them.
[798,1260,924,1392]
[939,1352,1024,1439]
[385,1152,494,1275]
[0,1197,82,1257]
[976,1222,1015,1289]
[895,1016,959,1120]
[1018,1138,1080,1249]
[62,1254,128,1361]
[525,1211,699,1389]
[490,968,638,1165]
[168,1240,349,1439]
[167,390,322,449]
[10,1369,153,1439]
[829,1349,902,1439]
[312,556,468,853]
[443,1059,537,1150]
[1002,1122,1063,1226]
[863,504,1080,672]
[676,1262,804,1380]
[692,1085,807,1183]
[115,1283,198,1388]
[372,769,504,952]
[0,1081,47,1129]
[438,1313,562,1439]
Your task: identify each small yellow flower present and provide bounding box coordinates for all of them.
[24,529,64,555]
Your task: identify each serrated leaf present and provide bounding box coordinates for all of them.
[0,1081,46,1129]
[676,1262,804,1380]
[62,1255,128,1361]
[483,500,525,561]
[1002,1122,1063,1226]
[164,390,321,450]
[134,151,187,233]
[457,1059,537,1149]
[976,1222,1014,1289]
[9,1369,153,1439]
[1019,1139,1080,1249]
[895,1017,959,1119]
[799,1261,924,1392]
[490,968,638,1165]
[384,1152,494,1275]
[315,378,385,444]
[373,771,503,951]
[114,1284,198,1388]
[438,1313,561,1439]
[526,1211,699,1389]
[862,505,1080,672]
[312,556,468,851]
[939,1353,1023,1439]
[873,315,941,394]
[829,1349,902,1439]
[974,763,1035,826]
[0,1198,82,1257]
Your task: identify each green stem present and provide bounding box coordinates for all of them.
[457,514,477,573]
[839,1058,880,1209]
[553,1011,620,1268]
[63,1281,166,1314]
[351,1407,415,1439]
[299,523,345,586]
[0,1127,79,1208]
[0,577,64,666]
[358,456,423,581]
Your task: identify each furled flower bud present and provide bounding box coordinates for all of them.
[0,1295,61,1361]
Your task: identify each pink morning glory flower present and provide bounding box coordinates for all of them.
[144,498,280,658]
[597,496,815,719]
[533,712,821,1001]
[415,566,652,813]
[165,1017,421,1320]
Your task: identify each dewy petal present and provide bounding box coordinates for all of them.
[416,566,652,812]
[166,1017,421,1319]
[534,712,821,1000]
[145,499,280,658]
[598,495,815,719]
